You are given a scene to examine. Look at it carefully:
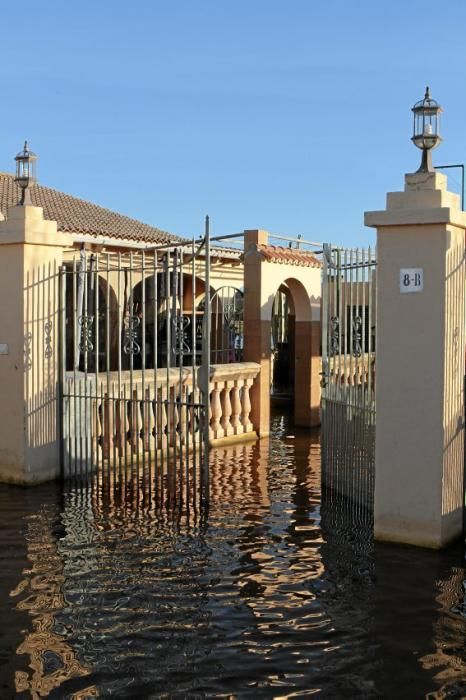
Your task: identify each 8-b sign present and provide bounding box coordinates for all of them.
[400,268,423,293]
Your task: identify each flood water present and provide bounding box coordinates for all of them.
[0,413,465,698]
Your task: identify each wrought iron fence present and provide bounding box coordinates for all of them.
[321,245,377,511]
[201,286,244,364]
[60,238,212,508]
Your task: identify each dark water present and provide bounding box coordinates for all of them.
[0,414,465,699]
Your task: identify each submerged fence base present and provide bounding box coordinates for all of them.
[321,396,375,514]
[62,363,261,515]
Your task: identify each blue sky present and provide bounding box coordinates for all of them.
[2,0,466,246]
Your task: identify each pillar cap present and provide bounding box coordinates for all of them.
[0,204,73,246]
[365,171,466,229]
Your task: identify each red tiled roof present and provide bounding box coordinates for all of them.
[256,244,322,267]
[0,172,180,244]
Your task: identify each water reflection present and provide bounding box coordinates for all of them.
[9,501,98,697]
[0,413,464,698]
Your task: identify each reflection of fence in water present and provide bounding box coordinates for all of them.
[321,395,375,517]
[63,430,270,527]
[62,363,260,517]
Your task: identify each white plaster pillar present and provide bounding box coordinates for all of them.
[365,171,466,548]
[0,205,72,484]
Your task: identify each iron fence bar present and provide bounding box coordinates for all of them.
[75,248,84,371]
[202,215,211,502]
[367,247,373,404]
[141,250,147,494]
[99,379,104,486]
[336,249,342,404]
[349,247,354,410]
[171,248,178,500]
[165,251,171,494]
[208,233,244,242]
[342,247,348,411]
[361,249,367,406]
[191,239,198,510]
[267,233,323,248]
[153,251,159,499]
[463,374,466,544]
[436,164,464,210]
[83,253,90,477]
[332,248,337,402]
[355,247,361,489]
[117,252,123,488]
[95,255,100,488]
[74,260,79,479]
[178,247,184,509]
[129,251,135,483]
[145,239,196,252]
[58,265,66,480]
[104,253,111,486]
[208,231,325,248]
[321,245,329,396]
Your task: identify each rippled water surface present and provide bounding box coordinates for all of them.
[1,413,466,698]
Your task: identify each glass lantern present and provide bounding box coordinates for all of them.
[14,141,38,204]
[411,88,442,172]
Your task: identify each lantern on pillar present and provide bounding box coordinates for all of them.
[14,141,38,205]
[411,87,442,173]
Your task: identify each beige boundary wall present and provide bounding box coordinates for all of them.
[0,205,72,484]
[366,171,466,548]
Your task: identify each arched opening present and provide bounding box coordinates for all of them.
[271,285,294,399]
[65,269,119,372]
[198,285,244,364]
[130,274,224,369]
[269,277,315,424]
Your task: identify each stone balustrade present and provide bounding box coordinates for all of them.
[327,353,375,390]
[207,363,259,442]
[63,362,260,470]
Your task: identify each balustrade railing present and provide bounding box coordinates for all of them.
[63,362,260,471]
[326,353,376,391]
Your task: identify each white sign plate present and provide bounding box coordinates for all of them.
[400,268,423,294]
[0,343,9,355]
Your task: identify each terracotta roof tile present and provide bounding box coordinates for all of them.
[256,244,322,267]
[0,172,180,244]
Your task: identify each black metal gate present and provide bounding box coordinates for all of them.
[59,233,212,507]
[320,244,377,511]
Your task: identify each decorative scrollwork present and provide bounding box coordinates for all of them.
[174,316,191,355]
[352,315,363,357]
[196,317,203,342]
[78,315,94,353]
[44,320,53,359]
[222,300,236,329]
[330,316,340,356]
[24,332,32,370]
[123,315,141,355]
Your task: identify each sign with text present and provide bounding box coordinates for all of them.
[400,268,423,294]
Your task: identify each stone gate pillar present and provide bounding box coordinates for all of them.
[0,205,71,484]
[365,171,466,548]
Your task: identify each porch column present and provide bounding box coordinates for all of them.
[243,229,271,437]
[294,317,321,427]
[365,171,466,548]
[0,205,71,484]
